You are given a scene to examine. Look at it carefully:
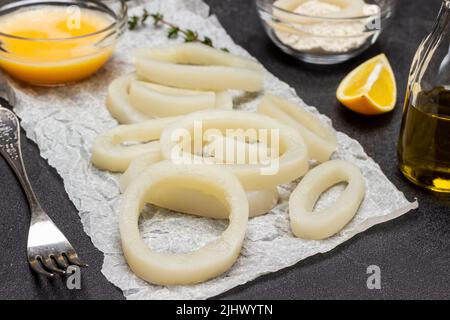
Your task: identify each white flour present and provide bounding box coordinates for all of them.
[275,0,380,53]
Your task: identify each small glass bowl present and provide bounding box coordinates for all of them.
[0,0,127,86]
[255,0,396,64]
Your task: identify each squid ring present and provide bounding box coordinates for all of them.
[258,94,337,163]
[106,74,151,124]
[106,74,233,124]
[119,153,279,218]
[120,161,249,285]
[119,153,163,191]
[289,160,365,240]
[91,117,176,172]
[135,43,264,92]
[159,109,309,190]
[129,80,232,117]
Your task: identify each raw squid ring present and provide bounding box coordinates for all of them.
[106,74,233,124]
[202,133,278,164]
[258,94,337,162]
[106,74,151,124]
[135,43,264,92]
[119,153,162,192]
[245,188,279,218]
[159,109,309,190]
[91,117,176,172]
[119,153,279,218]
[129,80,233,117]
[289,160,365,240]
[120,161,249,285]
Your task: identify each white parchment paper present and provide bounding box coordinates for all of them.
[9,0,417,300]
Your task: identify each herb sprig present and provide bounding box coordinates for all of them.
[128,9,228,52]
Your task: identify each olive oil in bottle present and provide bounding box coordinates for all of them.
[398,87,450,192]
[397,0,450,192]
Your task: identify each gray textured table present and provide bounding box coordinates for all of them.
[0,0,448,300]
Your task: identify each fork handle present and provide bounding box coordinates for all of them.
[0,102,41,212]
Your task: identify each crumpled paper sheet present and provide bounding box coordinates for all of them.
[10,0,418,300]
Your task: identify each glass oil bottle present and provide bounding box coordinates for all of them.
[398,0,450,192]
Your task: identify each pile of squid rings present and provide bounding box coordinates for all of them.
[91,43,366,285]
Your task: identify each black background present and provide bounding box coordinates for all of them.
[0,0,448,300]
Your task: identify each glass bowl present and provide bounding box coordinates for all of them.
[255,0,396,64]
[0,0,127,86]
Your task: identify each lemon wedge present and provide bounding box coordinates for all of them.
[336,54,397,115]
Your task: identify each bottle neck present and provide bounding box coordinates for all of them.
[411,1,450,86]
[438,0,450,27]
[431,0,450,56]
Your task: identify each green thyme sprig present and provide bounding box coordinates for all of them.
[128,9,228,52]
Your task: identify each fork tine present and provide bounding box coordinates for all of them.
[29,257,55,277]
[65,251,88,268]
[41,256,66,274]
[53,253,69,269]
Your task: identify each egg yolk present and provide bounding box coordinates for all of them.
[0,6,115,85]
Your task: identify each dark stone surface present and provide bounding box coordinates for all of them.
[0,0,448,300]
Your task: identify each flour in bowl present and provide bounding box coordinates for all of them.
[274,0,381,54]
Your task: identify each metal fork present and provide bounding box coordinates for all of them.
[0,77,87,277]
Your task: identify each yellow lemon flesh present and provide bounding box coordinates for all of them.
[336,54,397,115]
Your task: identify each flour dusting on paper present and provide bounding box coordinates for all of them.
[10,0,417,300]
